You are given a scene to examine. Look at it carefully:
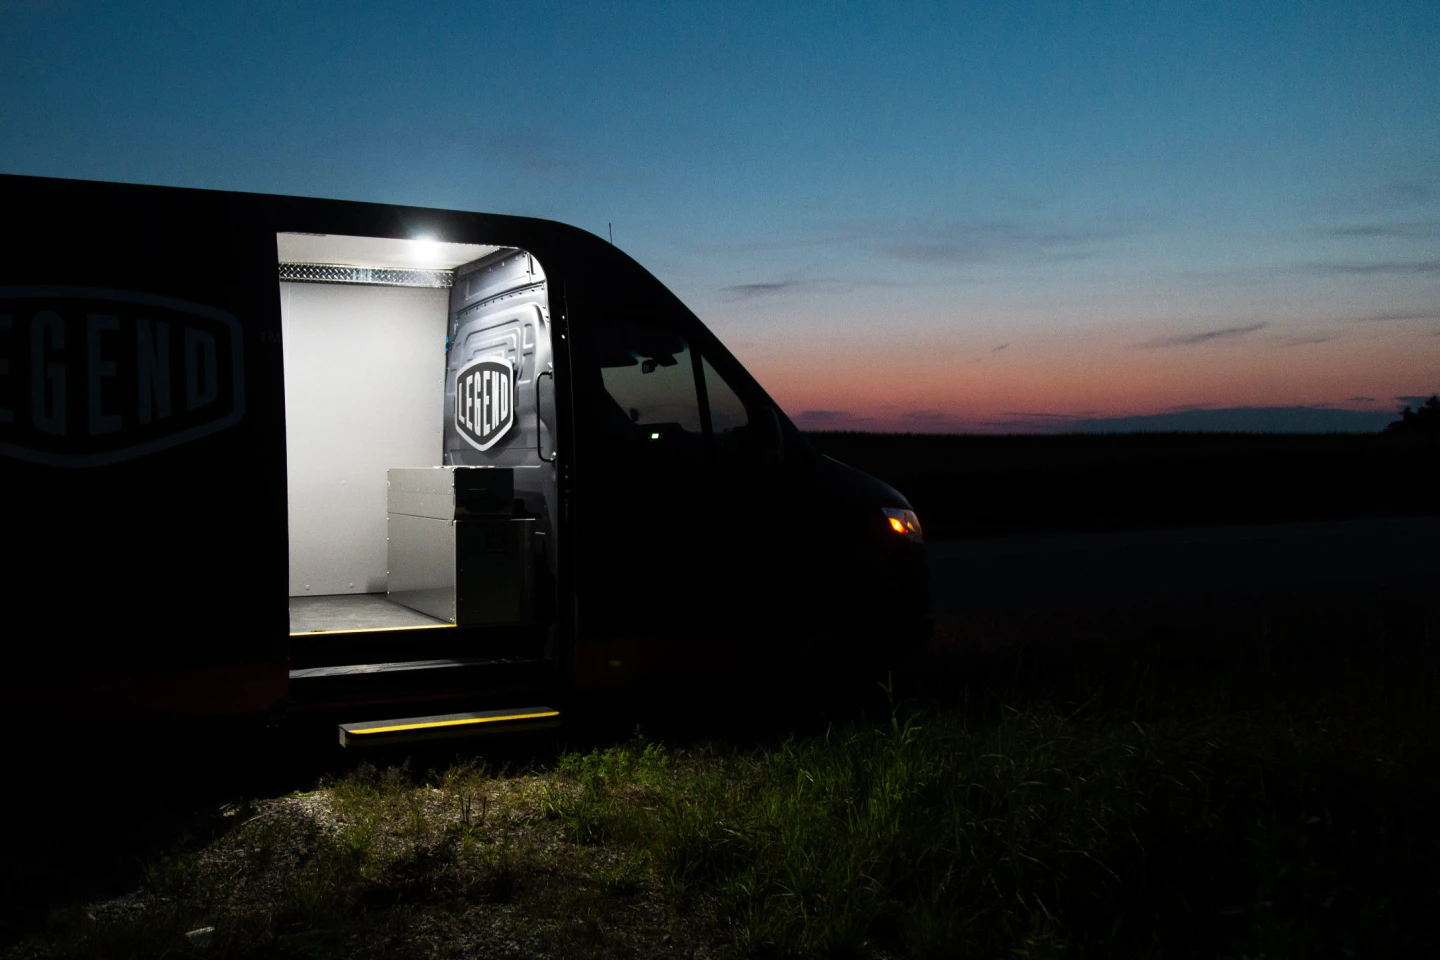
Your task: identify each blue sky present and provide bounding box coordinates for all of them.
[2,0,1436,431]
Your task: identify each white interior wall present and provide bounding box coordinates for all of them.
[282,281,449,596]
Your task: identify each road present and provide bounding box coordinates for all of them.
[928,515,1440,616]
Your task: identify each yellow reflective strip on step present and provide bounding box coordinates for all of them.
[349,710,560,736]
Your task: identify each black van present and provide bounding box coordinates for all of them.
[0,174,929,746]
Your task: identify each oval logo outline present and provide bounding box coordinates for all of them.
[0,286,246,468]
[454,356,515,452]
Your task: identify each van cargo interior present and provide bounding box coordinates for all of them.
[277,232,548,654]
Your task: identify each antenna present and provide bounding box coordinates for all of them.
[608,222,614,245]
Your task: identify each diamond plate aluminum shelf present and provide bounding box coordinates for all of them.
[278,262,454,287]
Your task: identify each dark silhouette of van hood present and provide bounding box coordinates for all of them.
[813,453,914,511]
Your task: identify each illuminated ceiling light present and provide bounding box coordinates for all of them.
[410,235,444,266]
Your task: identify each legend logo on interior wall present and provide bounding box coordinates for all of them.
[455,357,515,451]
[0,287,245,467]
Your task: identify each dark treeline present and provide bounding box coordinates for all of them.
[1387,394,1440,434]
[804,430,1440,540]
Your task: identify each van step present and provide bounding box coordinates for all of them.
[339,706,560,748]
[287,655,553,713]
[290,656,533,680]
[289,624,545,671]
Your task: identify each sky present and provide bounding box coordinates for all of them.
[1,0,1437,433]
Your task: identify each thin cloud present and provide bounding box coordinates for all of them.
[1068,406,1396,434]
[1314,167,1440,219]
[1342,311,1440,324]
[719,279,810,301]
[902,410,951,421]
[1134,322,1267,349]
[981,415,1076,431]
[483,136,575,176]
[716,276,918,301]
[1308,260,1440,276]
[979,411,1081,432]
[884,221,1124,265]
[1347,397,1377,403]
[698,216,1127,263]
[452,128,642,186]
[794,410,849,423]
[1381,180,1439,206]
[1324,219,1440,240]
[991,343,1010,352]
[690,224,872,254]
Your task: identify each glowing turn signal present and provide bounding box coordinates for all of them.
[881,507,923,543]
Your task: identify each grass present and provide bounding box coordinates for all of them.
[540,682,1439,958]
[7,598,1439,958]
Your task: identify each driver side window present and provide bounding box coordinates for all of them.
[592,317,769,465]
[594,320,705,461]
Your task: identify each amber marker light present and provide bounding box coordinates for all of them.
[881,507,923,543]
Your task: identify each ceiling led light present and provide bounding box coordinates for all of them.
[410,236,443,266]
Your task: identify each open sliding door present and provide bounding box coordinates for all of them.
[443,250,560,633]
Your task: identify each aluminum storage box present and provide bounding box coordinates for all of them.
[386,467,535,625]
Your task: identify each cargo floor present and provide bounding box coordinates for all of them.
[289,593,451,635]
